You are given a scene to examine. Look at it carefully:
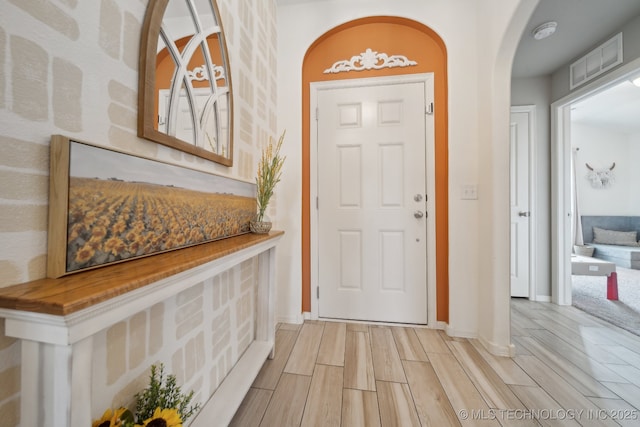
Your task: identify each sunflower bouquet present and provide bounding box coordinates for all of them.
[93,364,200,427]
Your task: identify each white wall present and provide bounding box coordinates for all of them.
[630,133,640,211]
[511,76,552,298]
[0,0,277,284]
[277,0,537,354]
[572,123,639,215]
[0,0,278,423]
[474,0,539,355]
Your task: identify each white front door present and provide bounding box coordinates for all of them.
[158,88,230,156]
[510,108,533,297]
[316,77,432,324]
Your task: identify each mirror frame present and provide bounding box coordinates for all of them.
[138,0,234,166]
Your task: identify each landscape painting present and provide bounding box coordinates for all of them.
[47,136,256,278]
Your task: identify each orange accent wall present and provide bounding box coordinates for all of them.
[301,17,449,322]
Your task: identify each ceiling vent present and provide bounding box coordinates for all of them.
[570,33,623,90]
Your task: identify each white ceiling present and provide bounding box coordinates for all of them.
[571,80,640,134]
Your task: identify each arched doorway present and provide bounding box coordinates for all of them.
[300,17,449,323]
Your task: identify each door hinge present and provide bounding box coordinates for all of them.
[316,196,319,209]
[317,286,319,299]
[315,107,319,121]
[426,102,434,115]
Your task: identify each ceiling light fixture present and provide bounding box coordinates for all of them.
[531,21,557,40]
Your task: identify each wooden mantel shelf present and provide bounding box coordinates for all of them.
[0,230,284,316]
[0,230,283,427]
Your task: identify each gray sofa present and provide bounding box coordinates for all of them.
[581,216,640,269]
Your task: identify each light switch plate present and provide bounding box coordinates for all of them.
[461,184,478,200]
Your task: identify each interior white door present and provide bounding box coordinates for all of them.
[158,88,229,156]
[317,79,431,324]
[510,109,531,297]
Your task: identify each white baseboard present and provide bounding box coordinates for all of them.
[478,336,516,357]
[434,321,448,330]
[277,313,304,325]
[444,324,478,339]
[534,295,551,302]
[439,324,515,357]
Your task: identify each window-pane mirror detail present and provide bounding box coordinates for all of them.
[139,0,233,166]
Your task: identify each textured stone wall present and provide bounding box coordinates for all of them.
[90,258,259,418]
[0,0,278,425]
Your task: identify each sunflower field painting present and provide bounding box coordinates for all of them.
[47,136,256,277]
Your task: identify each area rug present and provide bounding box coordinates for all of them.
[572,266,640,336]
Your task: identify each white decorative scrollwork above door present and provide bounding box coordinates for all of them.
[324,48,417,74]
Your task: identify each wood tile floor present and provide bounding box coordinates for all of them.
[230,299,640,426]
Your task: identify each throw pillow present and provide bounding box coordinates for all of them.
[592,227,639,246]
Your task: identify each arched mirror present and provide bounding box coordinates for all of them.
[139,0,233,166]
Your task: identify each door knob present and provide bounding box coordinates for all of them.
[518,211,530,217]
[414,211,424,219]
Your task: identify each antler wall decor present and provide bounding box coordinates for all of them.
[586,162,616,188]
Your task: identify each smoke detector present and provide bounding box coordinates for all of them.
[531,21,557,40]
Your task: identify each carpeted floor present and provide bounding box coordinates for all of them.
[572,265,640,336]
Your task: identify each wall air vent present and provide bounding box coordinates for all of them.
[570,33,623,90]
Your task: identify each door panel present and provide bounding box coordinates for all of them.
[380,144,404,206]
[338,145,361,207]
[339,231,362,289]
[317,80,431,323]
[510,110,531,297]
[380,231,404,291]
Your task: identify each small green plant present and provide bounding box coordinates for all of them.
[134,364,200,425]
[255,130,286,222]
